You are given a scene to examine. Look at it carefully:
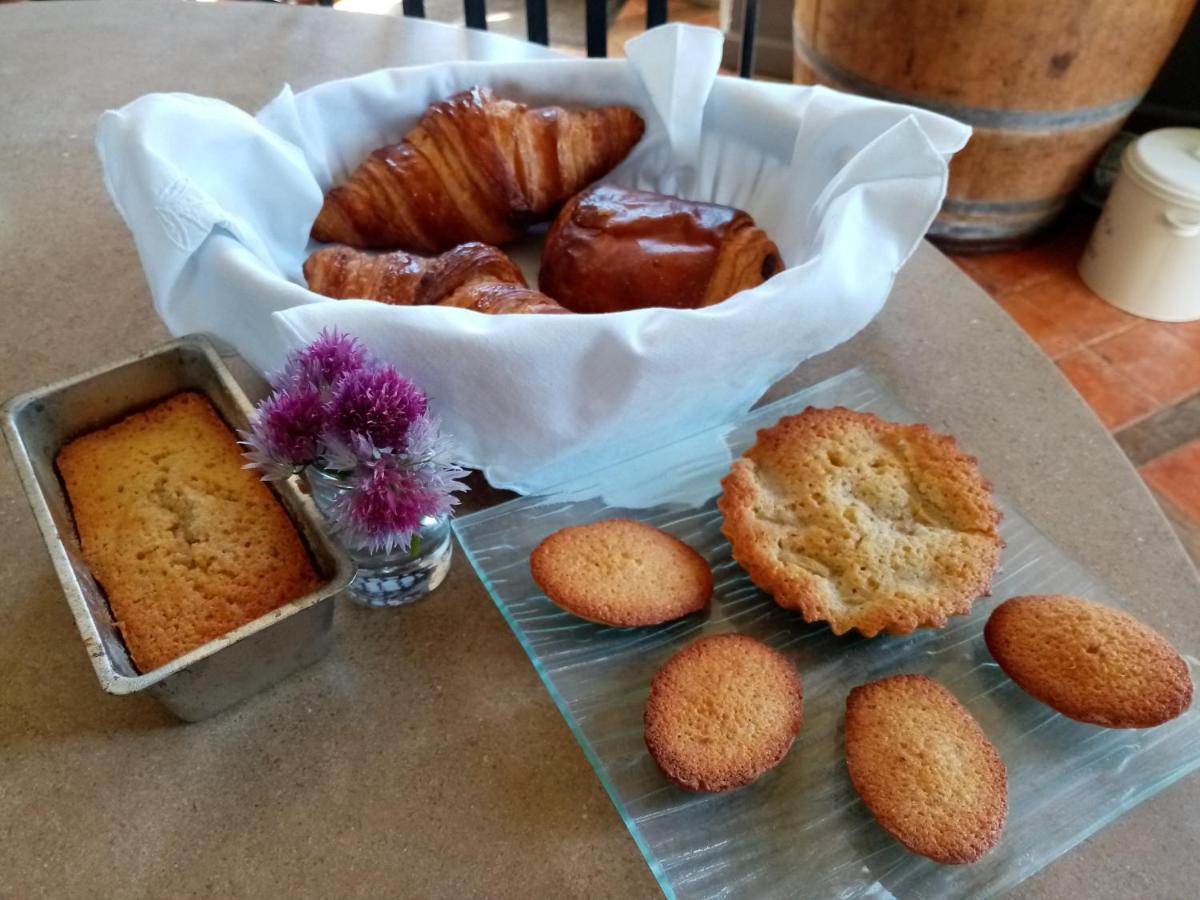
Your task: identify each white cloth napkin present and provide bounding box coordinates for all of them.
[96,24,969,496]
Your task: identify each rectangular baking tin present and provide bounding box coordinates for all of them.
[2,335,355,721]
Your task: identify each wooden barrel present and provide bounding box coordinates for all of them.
[793,0,1197,250]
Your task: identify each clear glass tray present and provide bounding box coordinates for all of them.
[453,368,1200,899]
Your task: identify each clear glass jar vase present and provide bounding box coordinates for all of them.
[304,465,453,608]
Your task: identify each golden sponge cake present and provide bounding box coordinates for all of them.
[985,594,1193,728]
[845,674,1007,864]
[530,518,712,626]
[644,634,803,792]
[56,393,321,672]
[718,407,1002,636]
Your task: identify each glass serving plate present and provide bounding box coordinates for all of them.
[453,368,1200,899]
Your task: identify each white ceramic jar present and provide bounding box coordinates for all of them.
[1080,127,1200,322]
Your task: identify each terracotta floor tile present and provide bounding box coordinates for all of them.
[1163,318,1200,352]
[1092,323,1200,406]
[948,253,984,280]
[1115,391,1200,466]
[996,293,1078,359]
[1141,438,1200,523]
[951,246,1066,298]
[949,206,1097,299]
[1005,270,1138,352]
[1057,347,1159,430]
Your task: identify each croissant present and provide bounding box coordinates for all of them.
[312,87,646,253]
[539,184,783,314]
[303,242,568,315]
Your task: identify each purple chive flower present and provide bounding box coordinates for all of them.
[320,431,379,474]
[240,382,327,479]
[274,328,368,392]
[244,330,469,552]
[328,365,428,452]
[402,412,456,462]
[331,457,466,554]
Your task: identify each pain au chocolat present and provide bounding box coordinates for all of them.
[539,184,782,313]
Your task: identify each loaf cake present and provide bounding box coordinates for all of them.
[56,392,321,672]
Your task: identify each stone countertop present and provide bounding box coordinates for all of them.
[1,2,1197,897]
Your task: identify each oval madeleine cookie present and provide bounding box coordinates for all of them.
[645,634,803,792]
[985,594,1193,728]
[718,407,1002,637]
[846,675,1007,864]
[530,519,712,626]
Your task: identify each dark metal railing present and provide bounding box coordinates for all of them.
[526,0,549,44]
[463,0,488,29]
[328,0,762,78]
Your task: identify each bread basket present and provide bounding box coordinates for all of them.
[95,25,970,496]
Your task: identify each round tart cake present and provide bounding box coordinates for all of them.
[644,634,803,792]
[530,518,712,626]
[718,407,1002,637]
[845,674,1007,864]
[985,594,1193,728]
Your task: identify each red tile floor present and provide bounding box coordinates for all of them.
[950,207,1200,566]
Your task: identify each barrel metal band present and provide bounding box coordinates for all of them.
[795,37,1144,132]
[940,193,1074,215]
[928,218,1037,242]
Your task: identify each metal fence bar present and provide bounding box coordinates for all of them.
[646,0,667,29]
[585,0,607,57]
[738,0,759,78]
[464,0,488,30]
[526,0,549,45]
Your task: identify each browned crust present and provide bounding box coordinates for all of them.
[529,518,712,627]
[985,594,1194,728]
[717,406,1002,637]
[845,674,1008,864]
[304,242,568,314]
[303,244,428,305]
[56,393,321,673]
[539,183,781,314]
[644,634,803,792]
[311,86,645,253]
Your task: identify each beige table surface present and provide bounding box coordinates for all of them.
[2,2,1199,897]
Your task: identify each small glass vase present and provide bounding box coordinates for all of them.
[304,465,453,608]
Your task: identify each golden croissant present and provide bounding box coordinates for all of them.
[312,87,646,253]
[303,242,568,315]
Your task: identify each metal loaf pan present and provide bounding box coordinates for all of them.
[2,335,355,721]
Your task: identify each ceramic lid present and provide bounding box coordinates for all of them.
[1125,127,1200,207]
